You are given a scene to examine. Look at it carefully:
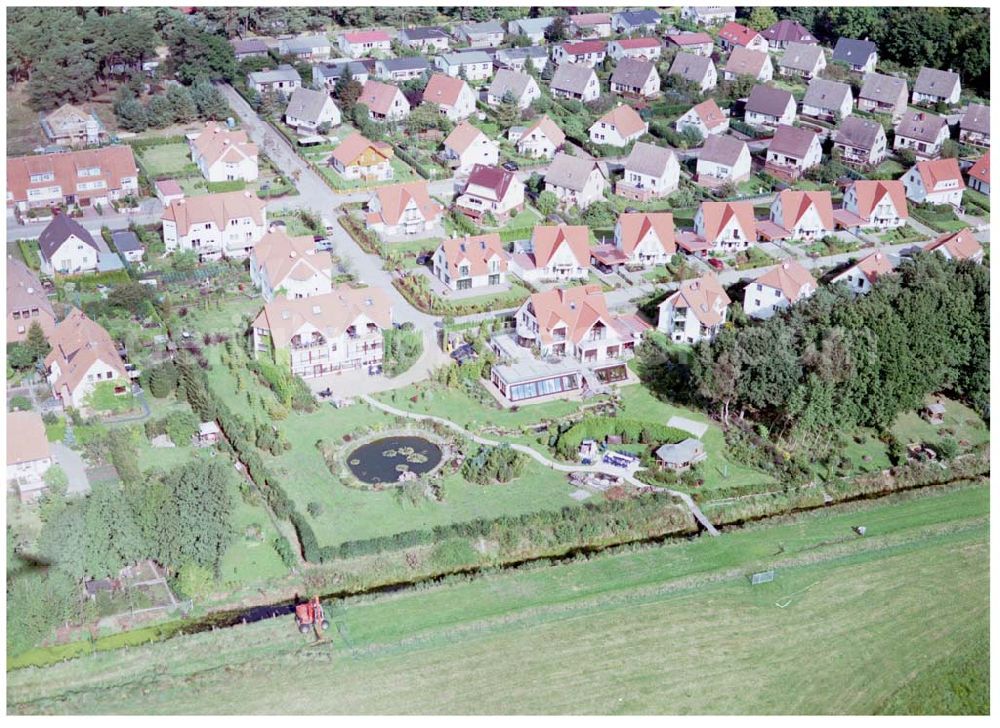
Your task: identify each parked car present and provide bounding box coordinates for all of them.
[315,239,334,252]
[416,252,432,266]
[502,160,519,171]
[708,258,724,271]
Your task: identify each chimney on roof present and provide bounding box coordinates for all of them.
[289,251,297,258]
[781,262,790,270]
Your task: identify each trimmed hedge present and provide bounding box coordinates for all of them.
[554,416,691,460]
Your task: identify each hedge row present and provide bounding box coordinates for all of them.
[392,144,435,180]
[554,416,691,459]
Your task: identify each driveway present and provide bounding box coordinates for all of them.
[51,441,90,495]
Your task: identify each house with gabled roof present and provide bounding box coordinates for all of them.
[508,225,591,284]
[398,27,450,52]
[612,9,661,34]
[568,13,613,38]
[230,37,270,61]
[487,69,541,109]
[679,201,756,255]
[761,190,835,241]
[358,80,410,122]
[456,164,525,221]
[611,58,662,98]
[960,103,990,148]
[507,17,556,45]
[422,73,476,121]
[923,228,983,264]
[454,21,505,49]
[858,72,908,120]
[251,284,393,380]
[7,411,53,502]
[833,116,888,166]
[515,115,566,160]
[657,274,730,344]
[247,65,301,95]
[550,62,601,102]
[442,122,499,174]
[7,257,55,343]
[745,85,796,129]
[284,87,341,134]
[616,142,680,201]
[967,152,989,195]
[894,110,949,159]
[681,6,737,26]
[696,135,751,186]
[743,260,817,320]
[777,42,826,80]
[365,181,444,239]
[723,47,773,82]
[717,22,768,53]
[7,145,139,212]
[608,38,662,62]
[37,214,100,276]
[667,31,714,57]
[189,123,259,183]
[249,230,332,302]
[495,46,549,74]
[902,158,965,208]
[834,180,908,231]
[831,250,895,295]
[435,50,494,81]
[553,40,608,67]
[912,67,961,106]
[375,57,431,83]
[589,104,648,147]
[668,53,716,93]
[279,34,332,62]
[40,103,106,147]
[329,132,395,181]
[433,234,509,291]
[338,30,393,58]
[613,212,677,268]
[45,308,129,409]
[162,190,267,261]
[544,154,609,210]
[765,124,822,180]
[832,38,878,73]
[676,99,729,138]
[801,78,853,121]
[312,60,369,90]
[761,19,817,49]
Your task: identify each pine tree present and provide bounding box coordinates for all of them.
[24,321,50,362]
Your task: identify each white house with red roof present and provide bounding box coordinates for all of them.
[161,190,267,261]
[665,32,714,56]
[902,158,966,208]
[365,181,443,239]
[588,104,648,147]
[250,230,333,302]
[743,261,817,320]
[421,73,476,121]
[762,190,834,241]
[568,13,612,38]
[717,22,768,52]
[834,180,908,231]
[45,308,129,409]
[680,201,756,255]
[358,80,410,122]
[515,116,566,160]
[608,38,662,62]
[442,122,499,175]
[509,225,591,284]
[189,123,259,183]
[967,152,989,195]
[7,146,139,212]
[831,251,895,295]
[338,30,393,58]
[676,99,729,137]
[432,234,509,291]
[456,164,525,222]
[923,228,983,264]
[657,274,730,344]
[552,40,608,67]
[613,212,677,267]
[7,411,53,501]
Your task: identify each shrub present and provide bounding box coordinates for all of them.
[430,538,479,570]
[8,395,32,412]
[273,537,297,568]
[307,501,324,517]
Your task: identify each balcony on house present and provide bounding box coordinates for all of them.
[290,331,326,350]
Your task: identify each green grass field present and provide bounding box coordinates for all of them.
[7,482,987,714]
[135,143,193,178]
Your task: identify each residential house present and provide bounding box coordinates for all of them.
[745,85,796,129]
[967,152,989,195]
[960,103,990,147]
[616,142,680,201]
[902,158,966,208]
[857,72,908,119]
[657,274,730,344]
[284,87,341,134]
[45,308,129,409]
[676,99,729,138]
[550,62,601,102]
[507,17,555,45]
[422,73,476,121]
[7,145,139,212]
[568,13,613,38]
[696,134,752,185]
[553,40,608,67]
[717,22,768,53]
[358,80,410,122]
[433,234,509,291]
[912,67,961,106]
[834,180,908,231]
[833,116,888,166]
[7,411,53,502]
[681,6,737,26]
[230,38,270,61]
[762,190,835,241]
[278,35,332,62]
[742,261,817,320]
[7,257,56,343]
[161,190,267,261]
[375,57,430,83]
[154,179,184,206]
[495,46,549,74]
[40,103,106,147]
[337,30,393,58]
[37,214,99,276]
[249,230,333,302]
[777,42,826,80]
[680,201,756,255]
[251,285,393,380]
[589,104,648,147]
[110,230,143,264]
[509,225,591,283]
[608,38,662,62]
[544,154,609,210]
[761,19,817,49]
[365,181,444,239]
[189,123,259,182]
[611,10,661,34]
[832,38,878,73]
[801,78,853,121]
[329,132,395,182]
[516,115,566,160]
[894,110,949,159]
[923,228,984,264]
[765,124,822,180]
[655,439,707,472]
[664,32,714,57]
[442,122,499,174]
[613,212,677,268]
[487,69,541,109]
[456,164,526,221]
[434,51,494,81]
[312,60,369,90]
[831,250,895,295]
[247,65,301,95]
[723,48,773,82]
[611,58,662,98]
[668,53,716,93]
[398,27,451,52]
[454,21,505,49]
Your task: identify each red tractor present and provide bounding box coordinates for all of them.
[294,596,330,634]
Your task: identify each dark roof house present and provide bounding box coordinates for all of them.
[38,214,99,262]
[832,38,878,70]
[761,19,817,48]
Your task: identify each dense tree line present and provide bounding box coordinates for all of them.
[689,253,989,436]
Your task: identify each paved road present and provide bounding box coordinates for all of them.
[362,394,720,536]
[6,199,163,243]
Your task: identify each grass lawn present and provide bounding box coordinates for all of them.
[804,236,860,256]
[8,482,987,714]
[737,174,776,197]
[135,142,194,178]
[45,417,67,443]
[878,224,925,245]
[174,293,263,339]
[84,383,139,415]
[962,188,989,216]
[891,396,989,449]
[731,246,774,270]
[310,154,418,191]
[910,204,967,234]
[873,159,906,178]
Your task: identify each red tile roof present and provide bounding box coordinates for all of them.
[848,180,908,221]
[754,260,817,302]
[718,21,762,48]
[438,234,507,278]
[699,201,756,243]
[777,190,834,232]
[616,212,676,256]
[968,152,990,186]
[7,146,138,206]
[924,228,983,261]
[913,158,965,193]
[423,73,466,108]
